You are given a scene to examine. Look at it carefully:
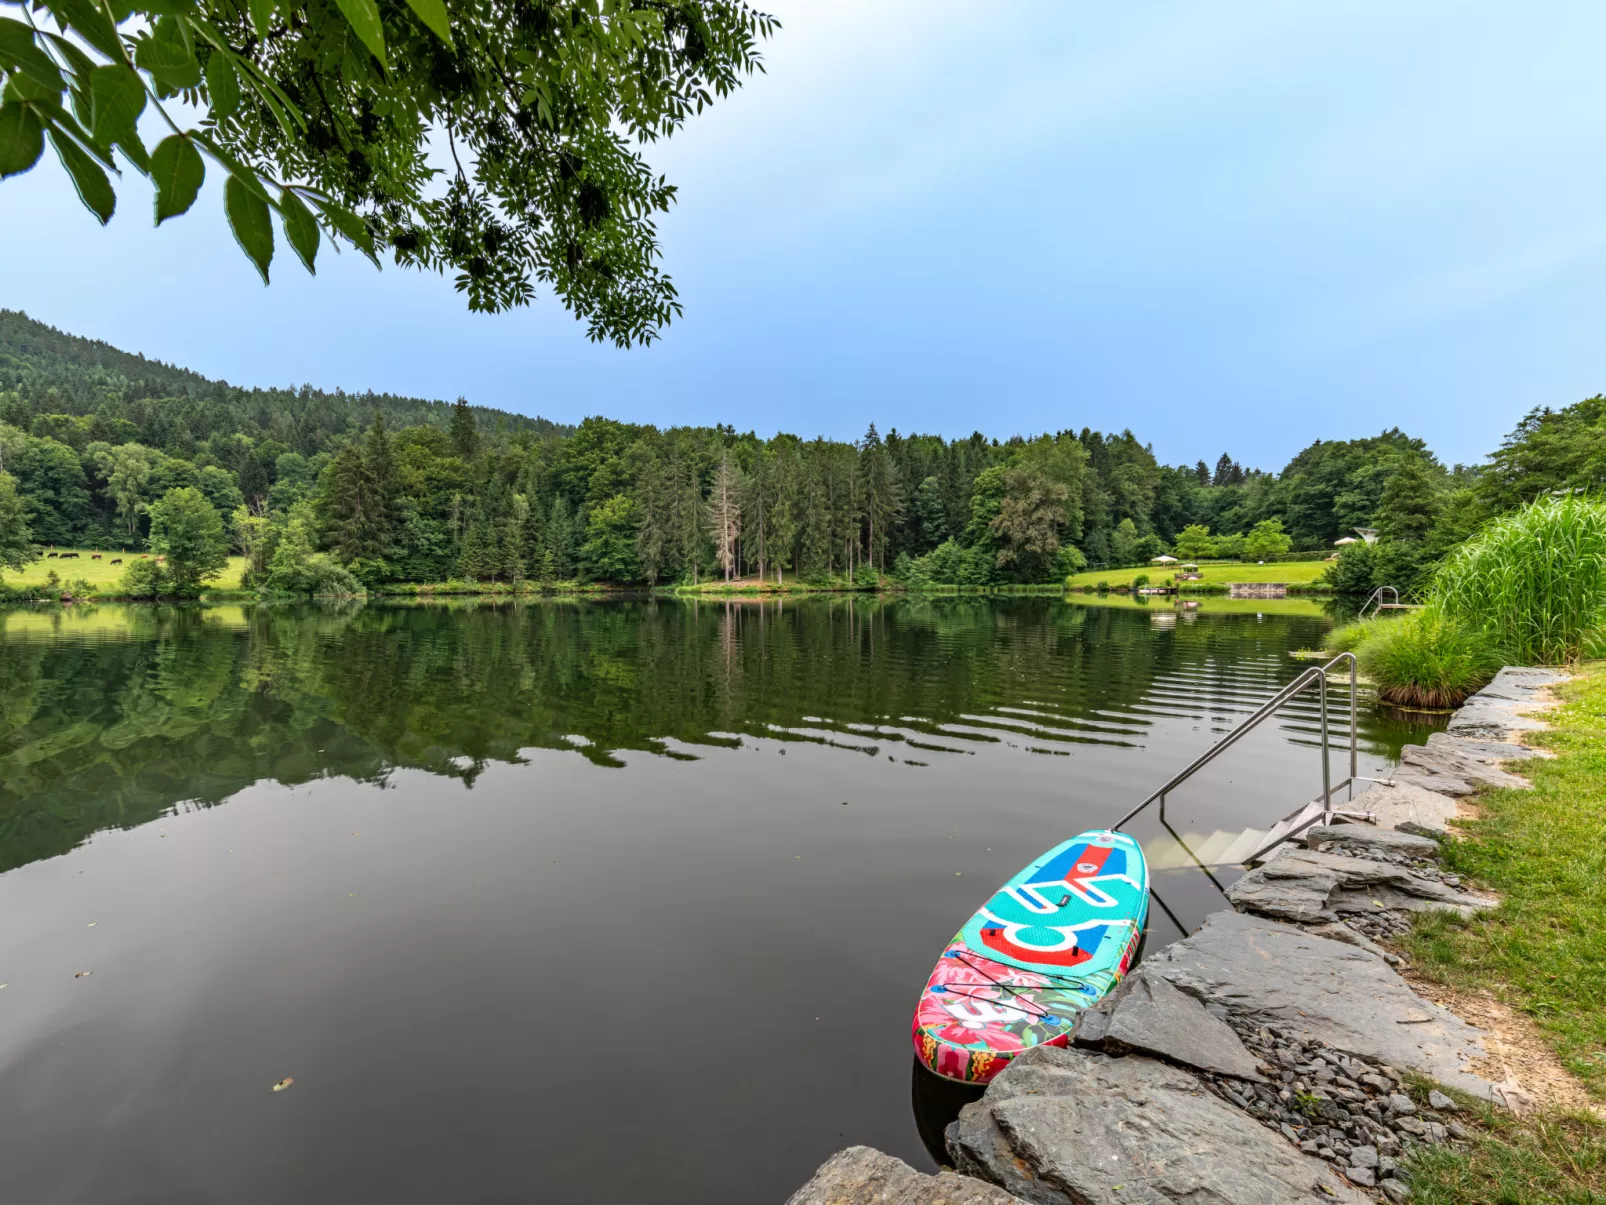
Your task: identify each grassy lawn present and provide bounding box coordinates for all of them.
[1398,661,1606,1203]
[1065,560,1332,589]
[2,550,248,592]
[1063,593,1332,618]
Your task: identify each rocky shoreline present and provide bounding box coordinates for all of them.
[786,667,1566,1205]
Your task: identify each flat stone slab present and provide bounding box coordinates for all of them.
[1074,966,1265,1082]
[1445,699,1550,741]
[1397,741,1530,795]
[1478,667,1567,700]
[1425,730,1546,762]
[786,1146,1026,1205]
[1142,910,1494,1096]
[1349,781,1461,833]
[1226,848,1494,923]
[947,1047,1369,1205]
[1303,823,1441,860]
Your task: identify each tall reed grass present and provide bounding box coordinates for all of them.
[1433,495,1606,665]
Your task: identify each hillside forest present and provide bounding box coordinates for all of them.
[0,310,1597,597]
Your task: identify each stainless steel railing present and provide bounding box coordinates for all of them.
[1113,651,1368,836]
[1358,586,1400,619]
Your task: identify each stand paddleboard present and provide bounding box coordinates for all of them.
[911,829,1148,1084]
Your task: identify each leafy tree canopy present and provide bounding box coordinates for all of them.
[0,0,775,344]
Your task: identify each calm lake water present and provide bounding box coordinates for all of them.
[0,596,1438,1204]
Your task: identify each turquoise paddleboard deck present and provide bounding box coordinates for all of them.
[911,829,1149,1083]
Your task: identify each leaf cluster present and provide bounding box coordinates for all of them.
[1,0,775,344]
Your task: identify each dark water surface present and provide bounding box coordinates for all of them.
[0,597,1437,1204]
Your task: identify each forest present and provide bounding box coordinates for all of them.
[0,309,1594,596]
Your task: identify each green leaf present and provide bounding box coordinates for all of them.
[89,65,146,145]
[0,18,67,95]
[248,0,275,39]
[46,0,123,61]
[150,133,202,222]
[278,188,319,273]
[225,172,273,283]
[333,0,387,65]
[310,194,379,266]
[205,51,240,120]
[402,0,452,45]
[49,128,115,223]
[135,31,202,91]
[0,100,44,178]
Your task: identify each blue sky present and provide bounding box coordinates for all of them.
[5,1,1606,469]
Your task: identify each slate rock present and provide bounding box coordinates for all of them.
[946,1046,1370,1205]
[1382,1179,1413,1203]
[1426,731,1545,763]
[1398,741,1528,795]
[1445,698,1548,741]
[1478,667,1567,700]
[1225,849,1494,924]
[785,1146,1026,1205]
[1349,782,1461,834]
[1349,1144,1379,1169]
[1303,823,1441,861]
[1080,966,1266,1082]
[1428,1089,1459,1112]
[1141,911,1494,1097]
[1348,1166,1377,1187]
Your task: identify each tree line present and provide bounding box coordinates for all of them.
[0,312,1597,595]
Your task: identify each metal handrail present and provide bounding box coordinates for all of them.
[1358,586,1399,619]
[1113,652,1361,833]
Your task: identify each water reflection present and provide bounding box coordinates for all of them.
[2,597,1419,877]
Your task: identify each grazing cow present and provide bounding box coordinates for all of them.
[46,552,57,558]
[59,552,79,559]
[139,554,148,560]
[110,558,122,565]
[92,554,102,560]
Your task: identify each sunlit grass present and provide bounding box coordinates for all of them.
[1,550,248,592]
[1065,560,1331,589]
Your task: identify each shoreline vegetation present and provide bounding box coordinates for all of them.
[0,555,1350,603]
[2,313,1592,611]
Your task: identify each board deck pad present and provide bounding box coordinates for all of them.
[911,829,1148,1084]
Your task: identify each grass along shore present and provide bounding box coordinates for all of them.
[1065,559,1332,590]
[1398,662,1606,1202]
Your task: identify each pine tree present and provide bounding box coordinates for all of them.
[670,458,705,583]
[449,398,479,460]
[546,495,578,579]
[635,458,671,585]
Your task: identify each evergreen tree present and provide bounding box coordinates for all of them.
[546,496,578,580]
[635,459,671,585]
[1375,459,1442,544]
[450,399,480,460]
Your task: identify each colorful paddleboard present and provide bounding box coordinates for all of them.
[911,829,1149,1084]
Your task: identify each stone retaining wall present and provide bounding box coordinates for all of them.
[784,667,1565,1205]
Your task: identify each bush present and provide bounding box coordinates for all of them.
[1354,609,1508,709]
[1432,494,1606,664]
[1320,543,1377,594]
[1096,580,1110,592]
[119,558,167,598]
[1131,574,1150,589]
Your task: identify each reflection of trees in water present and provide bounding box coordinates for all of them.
[0,598,1348,874]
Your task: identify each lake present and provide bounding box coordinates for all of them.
[0,596,1437,1204]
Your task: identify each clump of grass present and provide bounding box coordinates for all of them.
[1323,614,1397,653]
[1353,608,1508,708]
[1434,494,1606,665]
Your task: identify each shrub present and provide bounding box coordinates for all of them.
[1320,543,1377,594]
[1131,574,1150,589]
[1432,494,1606,664]
[1354,609,1508,709]
[1096,580,1110,592]
[120,558,167,598]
